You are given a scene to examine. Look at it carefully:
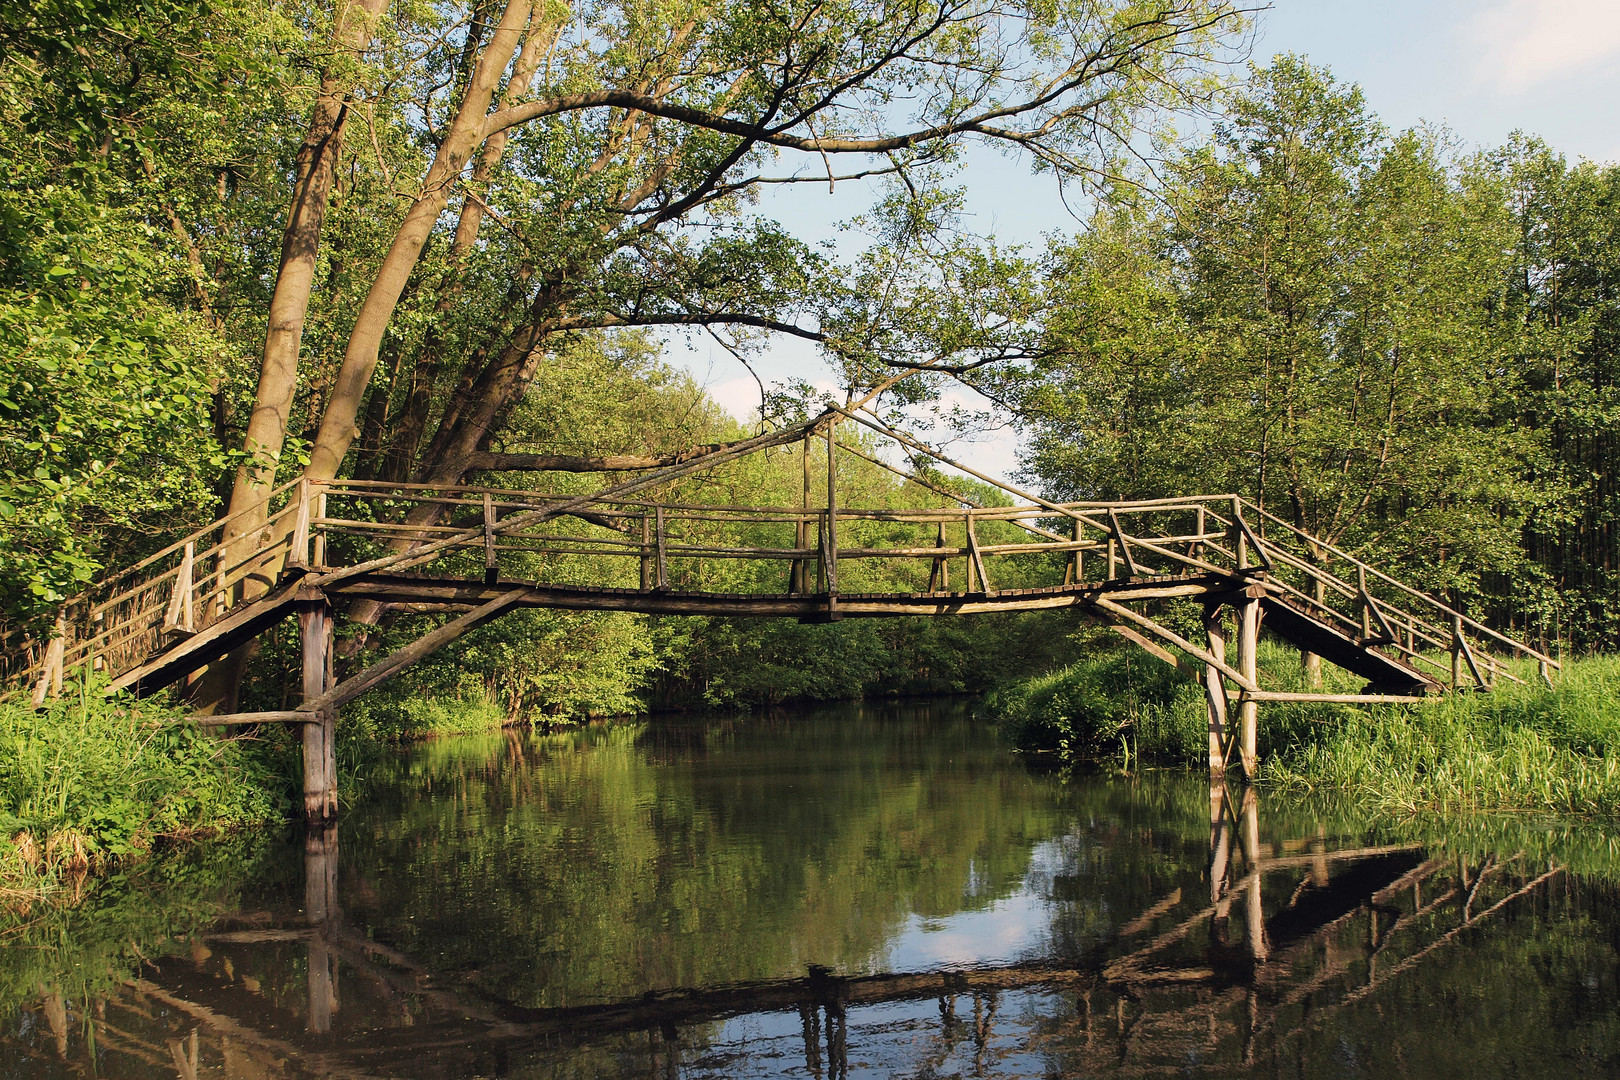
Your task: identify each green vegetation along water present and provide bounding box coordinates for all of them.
[6,700,1620,1077]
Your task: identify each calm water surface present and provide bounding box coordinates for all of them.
[8,700,1620,1077]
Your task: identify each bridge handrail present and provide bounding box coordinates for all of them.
[1236,497,1559,669]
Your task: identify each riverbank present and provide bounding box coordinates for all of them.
[986,645,1620,818]
[0,676,290,902]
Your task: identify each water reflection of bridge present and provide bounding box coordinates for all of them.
[14,793,1564,1079]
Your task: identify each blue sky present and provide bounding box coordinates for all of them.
[667,0,1620,476]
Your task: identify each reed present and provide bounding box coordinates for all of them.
[0,671,290,900]
[989,647,1620,821]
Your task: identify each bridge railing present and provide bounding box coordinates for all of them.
[10,478,1557,696]
[1228,497,1559,687]
[8,478,307,696]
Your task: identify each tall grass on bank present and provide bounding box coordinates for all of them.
[987,645,1620,820]
[1266,655,1620,817]
[0,674,290,901]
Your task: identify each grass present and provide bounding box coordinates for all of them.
[0,672,291,904]
[987,641,1620,822]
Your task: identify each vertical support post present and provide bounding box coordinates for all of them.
[1072,516,1084,584]
[1458,612,1470,689]
[1231,496,1247,568]
[1357,565,1372,640]
[30,611,67,707]
[1302,574,1323,687]
[1204,604,1229,777]
[1236,593,1261,782]
[162,542,196,634]
[795,435,812,594]
[825,419,838,601]
[654,505,669,590]
[1192,505,1206,557]
[964,513,977,593]
[928,521,947,592]
[312,488,328,567]
[482,492,499,584]
[1106,535,1118,580]
[965,511,990,594]
[298,591,336,822]
[641,512,652,591]
[288,479,312,569]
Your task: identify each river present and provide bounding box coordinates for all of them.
[7,699,1620,1077]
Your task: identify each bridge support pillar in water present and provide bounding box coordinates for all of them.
[298,589,337,821]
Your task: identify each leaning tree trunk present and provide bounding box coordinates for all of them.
[191,0,390,713]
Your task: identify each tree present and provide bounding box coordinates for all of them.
[184,0,1250,709]
[1021,58,1552,608]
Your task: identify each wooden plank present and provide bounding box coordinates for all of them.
[161,542,195,634]
[297,588,531,714]
[965,512,990,594]
[483,492,499,584]
[287,479,311,569]
[1090,596,1258,691]
[187,711,310,727]
[1107,508,1143,579]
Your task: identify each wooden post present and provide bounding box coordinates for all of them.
[795,435,812,594]
[288,479,312,570]
[929,521,947,592]
[654,505,669,590]
[1072,516,1084,583]
[162,542,196,635]
[483,492,499,584]
[964,513,978,593]
[1301,574,1323,687]
[1458,612,1470,689]
[1106,535,1117,580]
[312,488,328,567]
[1236,594,1261,781]
[641,512,652,591]
[965,511,990,594]
[1231,497,1247,568]
[1204,605,1229,777]
[825,420,838,601]
[30,611,67,707]
[298,592,336,822]
[1192,505,1206,558]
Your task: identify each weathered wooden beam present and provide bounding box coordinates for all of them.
[483,492,498,584]
[186,711,310,727]
[1204,605,1230,777]
[1236,595,1261,780]
[161,542,196,635]
[1089,596,1258,692]
[298,588,531,715]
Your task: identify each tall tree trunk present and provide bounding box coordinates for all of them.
[190,0,389,713]
[305,0,533,483]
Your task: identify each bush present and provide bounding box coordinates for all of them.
[0,673,290,894]
[983,649,1205,761]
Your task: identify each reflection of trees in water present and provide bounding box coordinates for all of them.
[9,727,1620,1078]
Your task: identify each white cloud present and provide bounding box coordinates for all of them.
[1471,0,1620,92]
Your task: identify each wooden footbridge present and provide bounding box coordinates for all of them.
[9,406,1556,812]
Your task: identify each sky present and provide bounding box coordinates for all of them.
[663,0,1620,479]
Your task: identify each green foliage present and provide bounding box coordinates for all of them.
[984,642,1204,761]
[0,673,290,892]
[1266,654,1620,818]
[1019,56,1557,614]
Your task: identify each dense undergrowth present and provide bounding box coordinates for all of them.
[0,674,291,899]
[987,640,1620,820]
